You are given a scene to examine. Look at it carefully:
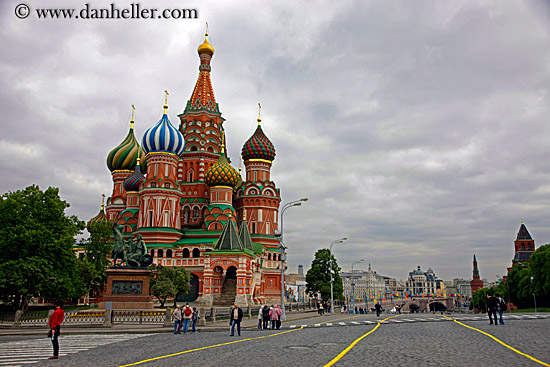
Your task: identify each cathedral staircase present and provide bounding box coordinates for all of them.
[213,279,237,306]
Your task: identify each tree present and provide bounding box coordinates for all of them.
[150,264,191,307]
[77,218,113,303]
[0,185,85,311]
[305,249,343,302]
[530,243,550,307]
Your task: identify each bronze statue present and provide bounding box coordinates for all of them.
[127,234,152,267]
[112,223,127,266]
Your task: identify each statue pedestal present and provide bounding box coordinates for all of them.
[98,267,154,310]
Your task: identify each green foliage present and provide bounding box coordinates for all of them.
[150,264,191,307]
[530,244,550,307]
[305,248,343,301]
[0,185,85,311]
[473,244,550,311]
[77,219,113,299]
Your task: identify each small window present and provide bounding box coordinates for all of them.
[192,248,200,258]
[166,250,173,258]
[158,249,164,258]
[193,207,199,217]
[151,182,157,188]
[182,249,190,258]
[164,183,171,188]
[151,249,155,257]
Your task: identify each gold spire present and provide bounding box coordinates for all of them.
[130,105,135,129]
[243,208,247,221]
[136,146,141,166]
[221,131,226,154]
[257,102,262,126]
[197,22,214,56]
[101,194,105,210]
[163,90,169,113]
[239,157,242,174]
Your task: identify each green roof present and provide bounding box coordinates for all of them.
[175,238,216,245]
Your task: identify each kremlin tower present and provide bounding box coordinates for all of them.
[470,254,483,293]
[99,28,282,306]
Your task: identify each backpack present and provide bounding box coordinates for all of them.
[184,307,192,316]
[500,298,507,311]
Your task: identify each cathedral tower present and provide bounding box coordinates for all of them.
[470,254,483,292]
[137,93,185,244]
[178,30,225,228]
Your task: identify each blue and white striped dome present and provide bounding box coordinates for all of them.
[142,113,185,156]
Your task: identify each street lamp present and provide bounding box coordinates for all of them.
[277,198,308,321]
[329,237,347,313]
[350,259,364,312]
[530,276,537,313]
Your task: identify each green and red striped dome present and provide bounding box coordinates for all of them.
[241,125,276,162]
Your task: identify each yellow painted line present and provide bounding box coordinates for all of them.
[442,315,550,367]
[117,327,303,367]
[323,315,399,367]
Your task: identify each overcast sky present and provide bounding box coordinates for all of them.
[1,0,549,282]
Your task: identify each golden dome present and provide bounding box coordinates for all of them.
[198,33,214,56]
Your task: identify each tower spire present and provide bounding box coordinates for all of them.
[163,90,169,114]
[257,102,262,126]
[101,193,105,210]
[130,104,135,129]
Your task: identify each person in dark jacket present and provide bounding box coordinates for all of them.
[375,302,382,317]
[262,305,270,329]
[48,300,64,359]
[230,303,243,336]
[487,295,498,325]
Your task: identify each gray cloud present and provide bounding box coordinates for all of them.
[1,0,549,282]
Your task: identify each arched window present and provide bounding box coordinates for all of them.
[251,222,256,234]
[188,169,194,182]
[158,249,164,258]
[268,253,271,261]
[190,146,198,152]
[192,248,200,258]
[193,207,199,217]
[166,250,173,258]
[182,248,190,258]
[150,249,155,257]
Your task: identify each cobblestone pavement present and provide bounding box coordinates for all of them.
[1,313,548,367]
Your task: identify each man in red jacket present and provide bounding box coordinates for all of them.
[48,300,64,359]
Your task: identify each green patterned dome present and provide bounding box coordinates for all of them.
[106,122,147,173]
[205,150,240,189]
[86,198,111,231]
[241,121,276,162]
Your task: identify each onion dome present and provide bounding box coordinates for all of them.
[86,195,110,231]
[197,32,214,56]
[241,109,276,162]
[106,107,147,173]
[142,92,185,156]
[205,146,241,189]
[123,156,145,192]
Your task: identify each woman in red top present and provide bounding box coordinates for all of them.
[48,300,64,359]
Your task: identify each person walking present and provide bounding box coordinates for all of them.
[257,306,263,329]
[182,303,192,333]
[172,305,182,334]
[269,304,280,330]
[48,300,64,360]
[191,307,199,333]
[230,303,243,336]
[487,294,498,325]
[497,296,506,325]
[276,305,282,330]
[262,305,270,329]
[375,302,382,317]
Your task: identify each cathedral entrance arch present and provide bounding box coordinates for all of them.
[177,273,199,302]
[226,266,237,280]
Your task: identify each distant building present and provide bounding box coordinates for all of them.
[508,222,536,271]
[297,264,304,278]
[406,265,439,296]
[470,254,484,293]
[341,263,386,302]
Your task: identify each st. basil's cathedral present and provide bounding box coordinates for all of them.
[88,31,283,306]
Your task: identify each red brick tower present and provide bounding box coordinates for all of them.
[177,31,225,229]
[470,254,484,292]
